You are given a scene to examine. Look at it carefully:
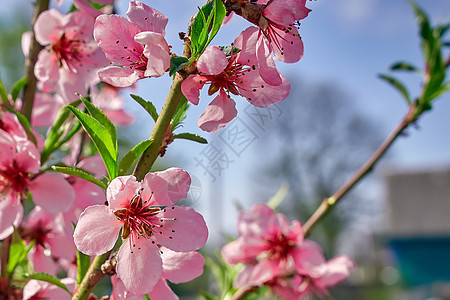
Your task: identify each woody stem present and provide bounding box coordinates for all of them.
[21,0,50,121]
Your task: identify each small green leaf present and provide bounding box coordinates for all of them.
[190,1,214,56]
[10,77,28,101]
[390,61,421,73]
[144,295,151,300]
[130,94,158,123]
[205,0,226,47]
[267,184,289,210]
[172,96,189,128]
[169,56,189,76]
[118,139,153,176]
[42,100,81,162]
[68,106,118,179]
[219,45,241,57]
[24,273,71,294]
[0,74,8,104]
[76,249,91,285]
[51,165,107,190]
[379,74,411,104]
[172,133,207,144]
[8,239,34,274]
[80,95,117,149]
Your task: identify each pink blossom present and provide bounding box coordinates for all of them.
[181,29,290,132]
[222,203,303,287]
[0,111,27,138]
[111,248,205,300]
[34,9,107,101]
[73,168,208,295]
[21,206,76,275]
[94,1,170,87]
[0,125,75,237]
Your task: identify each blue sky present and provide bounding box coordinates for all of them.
[3,0,449,244]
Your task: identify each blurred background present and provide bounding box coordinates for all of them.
[1,0,449,299]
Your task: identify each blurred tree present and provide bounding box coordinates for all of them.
[255,78,384,256]
[0,11,29,90]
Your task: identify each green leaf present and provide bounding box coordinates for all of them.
[205,0,226,47]
[390,61,421,73]
[172,96,189,128]
[76,249,91,285]
[379,74,411,104]
[80,95,117,149]
[169,56,189,76]
[68,106,118,179]
[0,74,8,104]
[7,239,34,274]
[172,133,207,144]
[267,184,289,210]
[427,81,450,100]
[219,45,241,57]
[42,100,81,162]
[51,165,107,190]
[190,1,214,56]
[144,295,151,300]
[130,94,159,123]
[10,77,28,101]
[118,139,153,176]
[24,273,71,294]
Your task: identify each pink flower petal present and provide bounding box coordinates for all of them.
[134,32,170,77]
[314,255,355,289]
[34,50,59,93]
[34,9,64,45]
[234,259,277,288]
[264,0,311,27]
[271,27,304,63]
[32,93,67,127]
[153,206,208,252]
[73,205,122,255]
[29,173,75,214]
[161,248,205,284]
[238,69,290,108]
[197,46,228,75]
[292,239,326,275]
[107,175,141,211]
[28,246,59,276]
[0,200,23,240]
[234,27,258,65]
[111,275,146,300]
[116,235,163,295]
[147,278,178,300]
[141,168,190,207]
[98,66,142,87]
[181,75,207,105]
[256,35,282,86]
[197,90,237,132]
[126,1,168,35]
[94,14,143,65]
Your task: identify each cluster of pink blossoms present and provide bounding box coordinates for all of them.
[222,203,355,299]
[74,168,208,296]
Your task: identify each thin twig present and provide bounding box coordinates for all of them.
[302,104,416,236]
[21,0,50,121]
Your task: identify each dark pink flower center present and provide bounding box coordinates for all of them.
[262,20,301,57]
[0,165,30,198]
[200,56,260,100]
[113,193,177,251]
[266,233,295,260]
[20,221,51,247]
[51,33,86,73]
